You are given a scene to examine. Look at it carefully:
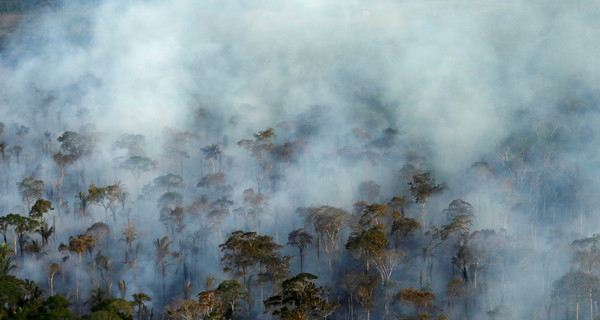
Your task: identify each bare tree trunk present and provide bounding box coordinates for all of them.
[590,288,593,320]
[474,261,479,290]
[50,273,55,296]
[421,202,426,227]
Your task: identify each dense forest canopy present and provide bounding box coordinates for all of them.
[0,0,599,319]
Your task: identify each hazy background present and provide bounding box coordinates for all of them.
[1,0,599,318]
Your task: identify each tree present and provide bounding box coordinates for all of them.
[391,217,420,249]
[303,206,349,273]
[86,184,124,225]
[352,272,380,320]
[408,172,448,227]
[154,236,180,304]
[95,251,114,297]
[122,221,141,263]
[149,173,185,193]
[165,299,202,320]
[216,279,248,319]
[287,229,312,273]
[197,288,222,318]
[220,230,288,312]
[36,222,54,247]
[57,131,95,158]
[395,287,437,316]
[132,292,151,320]
[238,128,276,193]
[197,172,229,201]
[264,273,338,320]
[441,200,474,249]
[552,270,600,320]
[48,263,59,296]
[0,243,16,275]
[60,234,96,302]
[85,222,110,248]
[121,155,155,196]
[465,161,495,209]
[372,248,405,284]
[17,176,44,212]
[42,294,74,319]
[358,203,392,230]
[29,198,53,221]
[345,226,389,272]
[358,180,380,203]
[201,144,222,174]
[52,152,77,215]
[0,213,40,256]
[58,130,97,188]
[571,235,600,275]
[115,134,147,157]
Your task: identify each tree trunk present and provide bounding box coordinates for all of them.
[57,167,64,215]
[50,273,54,296]
[421,202,426,227]
[590,288,593,320]
[474,261,479,290]
[299,248,304,273]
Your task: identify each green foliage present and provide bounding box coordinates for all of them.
[346,226,389,269]
[30,199,54,220]
[0,213,40,256]
[57,131,95,158]
[408,172,448,205]
[357,203,390,230]
[216,279,248,317]
[42,294,74,320]
[287,229,312,272]
[131,292,151,320]
[0,243,16,275]
[391,217,421,238]
[264,273,338,320]
[0,274,24,315]
[395,287,437,315]
[17,176,44,210]
[87,310,122,320]
[220,230,285,284]
[53,152,77,168]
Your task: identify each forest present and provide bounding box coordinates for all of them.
[1,0,600,319]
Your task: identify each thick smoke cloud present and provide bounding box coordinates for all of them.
[1,0,600,318]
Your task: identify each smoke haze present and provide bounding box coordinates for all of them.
[1,0,600,318]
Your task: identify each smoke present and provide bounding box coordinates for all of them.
[1,0,599,318]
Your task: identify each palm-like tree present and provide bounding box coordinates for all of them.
[154,236,180,303]
[0,243,16,275]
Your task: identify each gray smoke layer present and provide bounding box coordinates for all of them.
[1,0,599,318]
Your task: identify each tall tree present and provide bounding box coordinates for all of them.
[346,226,389,272]
[154,236,180,304]
[395,287,437,317]
[238,128,276,193]
[52,152,77,215]
[553,270,600,320]
[0,213,39,256]
[132,292,152,320]
[287,229,313,273]
[29,198,53,221]
[201,144,222,174]
[60,234,96,302]
[303,206,349,274]
[264,273,338,320]
[17,176,44,212]
[408,172,448,227]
